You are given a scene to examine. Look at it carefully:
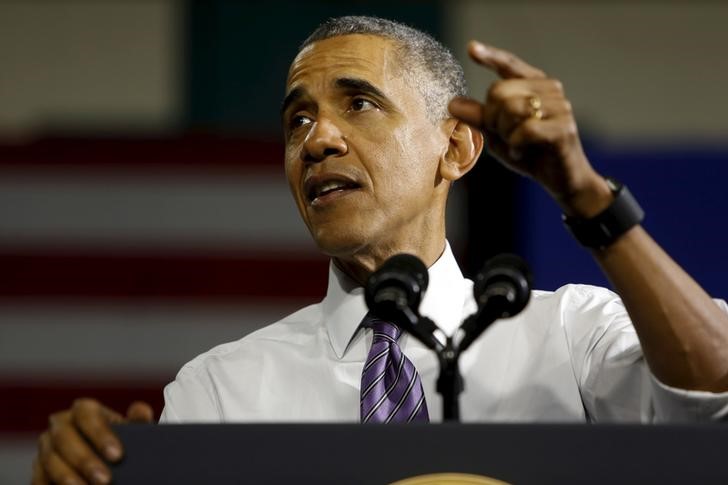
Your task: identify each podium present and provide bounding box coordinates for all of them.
[112,423,728,484]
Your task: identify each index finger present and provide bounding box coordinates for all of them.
[468,40,546,79]
[71,398,124,462]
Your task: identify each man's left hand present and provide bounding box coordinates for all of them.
[449,40,611,217]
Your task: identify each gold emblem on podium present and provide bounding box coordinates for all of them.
[390,472,511,485]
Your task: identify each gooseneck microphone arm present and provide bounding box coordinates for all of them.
[365,253,532,422]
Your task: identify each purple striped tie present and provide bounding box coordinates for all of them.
[360,316,429,423]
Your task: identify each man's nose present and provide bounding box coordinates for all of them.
[301,117,348,163]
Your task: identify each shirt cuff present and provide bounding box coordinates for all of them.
[650,372,728,422]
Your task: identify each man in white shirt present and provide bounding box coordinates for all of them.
[160,243,728,424]
[33,16,728,485]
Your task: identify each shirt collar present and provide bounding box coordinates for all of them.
[321,241,471,359]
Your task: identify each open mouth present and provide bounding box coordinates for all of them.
[305,176,362,205]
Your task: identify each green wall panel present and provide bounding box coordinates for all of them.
[186,0,443,134]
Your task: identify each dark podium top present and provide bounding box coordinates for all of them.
[112,423,727,484]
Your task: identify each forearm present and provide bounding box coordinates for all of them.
[592,225,728,392]
[557,172,728,392]
[564,175,728,391]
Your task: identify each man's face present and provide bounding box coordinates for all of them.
[282,34,449,262]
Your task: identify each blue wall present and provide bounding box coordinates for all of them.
[518,142,728,298]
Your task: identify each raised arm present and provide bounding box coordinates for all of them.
[449,41,728,392]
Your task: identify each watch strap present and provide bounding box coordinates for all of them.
[562,178,644,250]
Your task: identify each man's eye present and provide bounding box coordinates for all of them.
[290,114,312,129]
[350,98,377,112]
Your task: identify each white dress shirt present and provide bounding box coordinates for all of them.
[160,243,728,423]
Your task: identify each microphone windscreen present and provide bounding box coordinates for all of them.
[365,253,428,312]
[473,253,532,314]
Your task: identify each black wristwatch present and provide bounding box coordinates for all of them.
[562,177,644,250]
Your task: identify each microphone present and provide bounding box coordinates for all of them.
[474,253,532,317]
[457,253,532,351]
[365,253,428,315]
[365,253,442,351]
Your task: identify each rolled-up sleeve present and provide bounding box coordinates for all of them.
[563,285,728,422]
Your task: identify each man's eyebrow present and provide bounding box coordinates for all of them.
[280,86,306,118]
[280,78,390,118]
[335,77,388,100]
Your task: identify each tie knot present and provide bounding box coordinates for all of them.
[365,316,402,342]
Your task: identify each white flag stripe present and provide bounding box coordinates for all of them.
[0,437,35,485]
[0,300,308,378]
[0,171,313,250]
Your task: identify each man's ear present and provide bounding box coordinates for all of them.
[439,119,484,182]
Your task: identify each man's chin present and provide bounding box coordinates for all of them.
[310,227,370,259]
[313,237,364,259]
[313,236,379,286]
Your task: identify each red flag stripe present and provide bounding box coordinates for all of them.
[0,249,328,300]
[1,379,167,433]
[0,135,284,170]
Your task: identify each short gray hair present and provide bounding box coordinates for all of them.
[300,15,466,121]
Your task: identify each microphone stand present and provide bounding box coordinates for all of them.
[436,336,462,421]
[375,302,464,419]
[432,308,505,422]
[387,296,527,422]
[383,304,486,422]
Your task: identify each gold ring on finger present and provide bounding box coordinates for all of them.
[527,95,544,120]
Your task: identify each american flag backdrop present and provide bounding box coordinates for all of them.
[0,134,328,417]
[0,134,333,481]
